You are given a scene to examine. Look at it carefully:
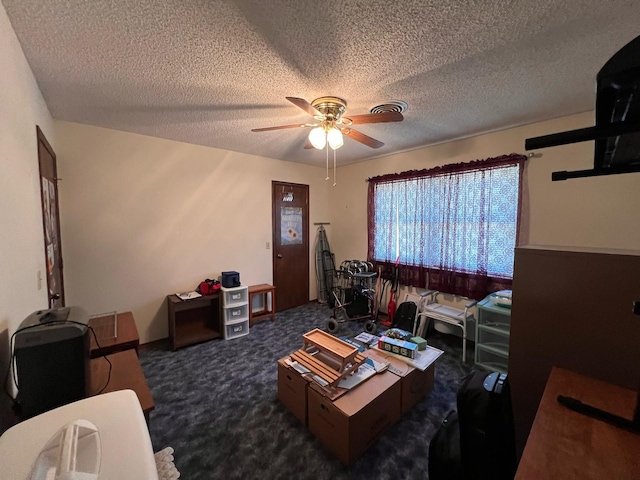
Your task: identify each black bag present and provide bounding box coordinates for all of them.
[457,371,517,480]
[428,410,464,480]
[197,278,221,295]
[392,301,417,333]
[344,285,369,318]
[221,271,240,288]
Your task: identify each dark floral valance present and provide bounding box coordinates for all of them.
[367,153,527,184]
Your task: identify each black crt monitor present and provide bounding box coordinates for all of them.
[13,306,91,418]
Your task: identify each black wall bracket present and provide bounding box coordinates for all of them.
[525,121,640,181]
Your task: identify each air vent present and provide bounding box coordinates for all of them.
[370,100,408,114]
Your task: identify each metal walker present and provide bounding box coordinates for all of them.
[326,260,378,333]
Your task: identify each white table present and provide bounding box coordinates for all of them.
[0,390,158,479]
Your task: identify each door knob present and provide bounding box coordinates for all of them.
[277,254,283,258]
[50,292,61,300]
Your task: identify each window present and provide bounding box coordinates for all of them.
[367,154,526,299]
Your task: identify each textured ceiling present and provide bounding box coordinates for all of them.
[3,0,640,166]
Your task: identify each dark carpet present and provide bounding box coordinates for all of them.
[139,302,478,479]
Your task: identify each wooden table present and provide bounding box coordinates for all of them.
[248,284,276,327]
[89,311,140,358]
[167,293,222,350]
[515,367,640,479]
[90,349,155,420]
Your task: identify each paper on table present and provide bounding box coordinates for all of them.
[285,358,311,375]
[354,331,380,348]
[338,362,377,389]
[364,356,389,373]
[285,357,375,390]
[373,344,444,371]
[176,291,202,301]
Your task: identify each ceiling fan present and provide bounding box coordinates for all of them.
[251,96,404,150]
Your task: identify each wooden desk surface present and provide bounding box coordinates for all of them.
[90,349,154,416]
[89,311,139,357]
[248,283,275,293]
[515,367,640,480]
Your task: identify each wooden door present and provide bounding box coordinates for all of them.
[37,126,65,308]
[272,182,309,311]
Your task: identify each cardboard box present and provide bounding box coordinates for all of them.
[307,370,401,465]
[277,358,308,425]
[409,336,428,350]
[378,335,418,359]
[364,349,435,415]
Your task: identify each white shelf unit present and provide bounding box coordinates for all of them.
[221,286,249,340]
[475,294,511,374]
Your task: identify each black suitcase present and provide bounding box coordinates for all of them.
[457,371,517,480]
[428,410,464,480]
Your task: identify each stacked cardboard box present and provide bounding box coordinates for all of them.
[277,341,438,464]
[307,371,401,465]
[277,355,402,464]
[363,348,435,415]
[277,358,309,425]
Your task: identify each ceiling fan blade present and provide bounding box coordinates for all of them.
[251,123,312,132]
[341,111,404,125]
[286,97,323,117]
[304,138,314,149]
[342,128,385,149]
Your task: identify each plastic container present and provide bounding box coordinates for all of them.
[221,286,248,306]
[223,304,249,323]
[224,319,249,340]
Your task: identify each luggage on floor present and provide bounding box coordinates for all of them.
[457,371,517,480]
[428,370,517,480]
[428,410,463,480]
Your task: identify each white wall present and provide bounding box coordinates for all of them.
[0,3,55,416]
[53,121,332,343]
[0,3,54,403]
[4,0,640,350]
[327,111,640,330]
[329,111,640,264]
[53,113,640,345]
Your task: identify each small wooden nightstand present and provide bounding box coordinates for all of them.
[248,284,276,327]
[88,311,140,358]
[167,293,222,349]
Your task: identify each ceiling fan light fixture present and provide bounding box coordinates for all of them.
[309,127,326,149]
[327,128,344,150]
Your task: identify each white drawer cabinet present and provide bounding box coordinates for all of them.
[221,286,249,340]
[475,294,511,374]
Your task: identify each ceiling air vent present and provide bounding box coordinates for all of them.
[370,100,408,114]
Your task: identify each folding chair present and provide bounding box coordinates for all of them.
[403,290,476,362]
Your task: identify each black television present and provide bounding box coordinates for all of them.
[525,33,640,180]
